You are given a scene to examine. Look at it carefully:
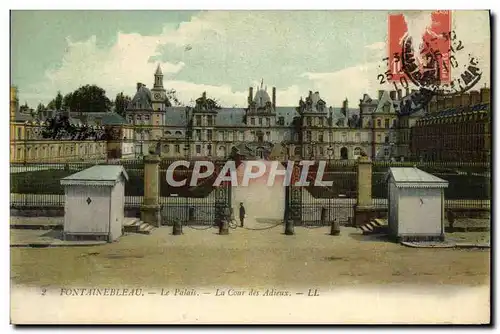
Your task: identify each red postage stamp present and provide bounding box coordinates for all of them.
[388,10,452,84]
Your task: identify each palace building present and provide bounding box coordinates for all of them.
[13,65,489,163]
[410,87,491,162]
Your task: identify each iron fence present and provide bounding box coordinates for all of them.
[371,161,491,209]
[10,159,145,208]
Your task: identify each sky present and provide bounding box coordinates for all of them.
[10,10,491,109]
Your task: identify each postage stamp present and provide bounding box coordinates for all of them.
[8,10,491,325]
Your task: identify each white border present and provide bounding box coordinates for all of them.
[3,1,498,332]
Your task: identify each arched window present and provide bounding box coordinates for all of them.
[340,147,348,160]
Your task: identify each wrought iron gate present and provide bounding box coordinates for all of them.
[160,160,232,226]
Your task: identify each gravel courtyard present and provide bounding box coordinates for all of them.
[10,225,490,290]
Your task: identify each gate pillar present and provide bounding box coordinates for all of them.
[353,156,379,227]
[141,154,162,227]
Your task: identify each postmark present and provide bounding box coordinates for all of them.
[377,10,483,111]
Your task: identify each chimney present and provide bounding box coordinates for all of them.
[470,90,480,105]
[342,98,348,112]
[453,94,461,107]
[378,90,384,100]
[272,87,276,109]
[248,87,254,105]
[136,82,143,91]
[389,90,397,100]
[480,87,490,103]
[397,89,402,100]
[461,92,470,107]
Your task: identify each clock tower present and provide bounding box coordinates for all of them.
[151,64,166,112]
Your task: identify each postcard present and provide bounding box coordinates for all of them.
[10,9,491,324]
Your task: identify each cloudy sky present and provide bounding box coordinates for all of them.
[11,10,490,109]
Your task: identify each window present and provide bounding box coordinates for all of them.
[318,133,324,143]
[353,147,361,157]
[306,131,312,142]
[175,144,180,153]
[207,115,213,126]
[319,146,324,155]
[266,131,271,141]
[376,119,381,127]
[196,145,201,154]
[266,117,270,126]
[251,118,255,125]
[355,132,361,141]
[17,127,21,139]
[385,135,389,143]
[207,144,212,156]
[195,130,201,141]
[384,119,389,128]
[207,129,213,141]
[307,117,312,127]
[384,148,390,156]
[341,132,347,142]
[392,119,397,128]
[164,145,170,153]
[137,115,142,121]
[239,131,244,141]
[259,118,263,126]
[278,117,285,125]
[196,115,202,126]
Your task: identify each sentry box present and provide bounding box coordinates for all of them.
[386,167,449,242]
[60,165,129,242]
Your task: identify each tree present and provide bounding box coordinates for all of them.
[61,85,111,113]
[41,113,120,142]
[36,103,45,114]
[165,89,183,107]
[47,100,56,110]
[114,92,132,117]
[55,91,63,111]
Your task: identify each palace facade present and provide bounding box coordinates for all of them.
[410,88,491,162]
[12,65,490,163]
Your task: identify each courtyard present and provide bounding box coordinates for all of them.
[10,225,490,290]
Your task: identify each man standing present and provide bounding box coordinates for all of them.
[239,202,246,227]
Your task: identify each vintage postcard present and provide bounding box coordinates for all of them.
[9,9,491,324]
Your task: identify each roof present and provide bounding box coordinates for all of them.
[386,167,448,188]
[420,103,489,120]
[253,89,271,108]
[128,85,153,110]
[155,64,162,75]
[164,106,301,128]
[61,165,129,186]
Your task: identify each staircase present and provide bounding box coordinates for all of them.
[358,218,388,235]
[122,218,155,235]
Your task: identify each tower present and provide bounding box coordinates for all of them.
[151,64,166,112]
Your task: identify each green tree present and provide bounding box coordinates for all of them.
[61,85,111,112]
[36,103,45,114]
[47,99,56,110]
[55,91,63,111]
[114,92,131,117]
